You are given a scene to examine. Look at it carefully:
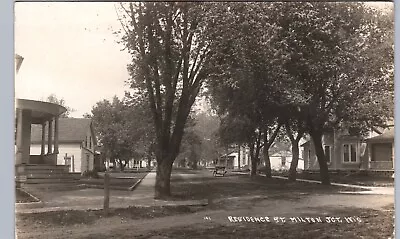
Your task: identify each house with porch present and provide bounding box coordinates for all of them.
[269,151,305,171]
[366,127,394,171]
[302,126,394,175]
[15,98,76,189]
[15,54,78,190]
[30,118,97,173]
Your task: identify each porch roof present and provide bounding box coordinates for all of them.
[367,128,394,143]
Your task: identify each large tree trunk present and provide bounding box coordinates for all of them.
[249,142,257,178]
[155,159,174,199]
[288,140,300,181]
[250,131,262,178]
[118,160,126,172]
[285,123,304,181]
[264,149,272,178]
[310,130,330,185]
[147,157,152,169]
[237,144,241,170]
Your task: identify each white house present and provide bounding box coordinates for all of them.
[30,118,97,173]
[219,146,251,169]
[269,151,304,171]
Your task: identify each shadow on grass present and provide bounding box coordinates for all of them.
[169,175,363,203]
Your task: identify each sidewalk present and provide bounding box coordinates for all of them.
[16,169,208,214]
[272,176,394,195]
[231,172,394,195]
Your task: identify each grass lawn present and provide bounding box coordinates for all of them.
[16,205,204,228]
[132,206,394,239]
[168,173,364,203]
[79,172,149,189]
[16,188,39,203]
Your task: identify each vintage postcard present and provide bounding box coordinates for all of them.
[14,2,394,238]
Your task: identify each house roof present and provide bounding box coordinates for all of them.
[31,118,95,144]
[367,127,394,143]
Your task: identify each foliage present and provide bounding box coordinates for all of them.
[43,94,76,118]
[205,2,393,183]
[193,111,223,165]
[116,2,218,197]
[81,169,100,178]
[273,2,394,184]
[90,96,154,171]
[274,3,394,134]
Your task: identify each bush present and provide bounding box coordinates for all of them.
[81,169,100,178]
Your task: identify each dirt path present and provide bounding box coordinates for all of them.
[16,193,393,239]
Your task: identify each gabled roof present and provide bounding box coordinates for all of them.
[366,127,394,143]
[31,118,96,144]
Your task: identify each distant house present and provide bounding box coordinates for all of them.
[302,126,394,172]
[30,118,97,173]
[218,146,250,169]
[269,151,304,171]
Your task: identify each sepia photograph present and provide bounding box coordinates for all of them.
[14,2,394,238]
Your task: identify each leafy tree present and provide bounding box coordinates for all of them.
[176,124,202,169]
[260,124,283,178]
[274,2,394,184]
[44,94,76,118]
[192,111,222,166]
[206,2,393,185]
[205,3,285,178]
[117,2,216,198]
[91,96,153,171]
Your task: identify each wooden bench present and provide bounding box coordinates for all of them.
[213,166,227,177]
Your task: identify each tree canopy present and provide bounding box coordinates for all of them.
[43,94,76,118]
[205,2,393,183]
[90,96,154,171]
[117,2,217,197]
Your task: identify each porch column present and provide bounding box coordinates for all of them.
[15,109,24,164]
[47,118,53,154]
[40,122,46,155]
[54,116,59,154]
[15,109,32,164]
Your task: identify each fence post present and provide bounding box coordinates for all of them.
[103,172,110,216]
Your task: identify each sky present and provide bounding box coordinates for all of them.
[15,2,131,117]
[14,2,393,118]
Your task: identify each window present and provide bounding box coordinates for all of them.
[343,144,357,162]
[308,150,311,160]
[89,136,92,149]
[324,145,331,163]
[85,136,88,148]
[281,157,286,166]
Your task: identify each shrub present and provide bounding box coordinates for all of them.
[81,169,99,178]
